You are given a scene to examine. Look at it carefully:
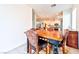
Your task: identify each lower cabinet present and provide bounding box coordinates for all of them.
[66,31,79,48]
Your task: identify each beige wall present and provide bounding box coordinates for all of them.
[76,5,79,31]
[0,5,32,52]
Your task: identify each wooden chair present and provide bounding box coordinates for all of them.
[59,29,69,54]
[25,29,47,54]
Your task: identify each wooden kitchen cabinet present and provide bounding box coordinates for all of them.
[66,31,79,48]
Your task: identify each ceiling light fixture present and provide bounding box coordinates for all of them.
[51,4,56,7]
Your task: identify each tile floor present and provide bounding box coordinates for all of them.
[1,43,79,54]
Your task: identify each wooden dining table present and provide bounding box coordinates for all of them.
[36,29,63,54]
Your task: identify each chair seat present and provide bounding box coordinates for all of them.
[38,39,47,45]
[31,39,47,51]
[38,39,47,48]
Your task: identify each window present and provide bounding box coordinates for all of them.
[63,9,72,30]
[72,8,76,30]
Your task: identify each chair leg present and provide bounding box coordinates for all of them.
[46,46,48,54]
[62,45,69,54]
[36,46,39,54]
[62,40,68,54]
[62,46,65,54]
[29,43,32,54]
[47,43,50,54]
[27,38,29,53]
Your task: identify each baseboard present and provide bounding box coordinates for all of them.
[3,43,27,54]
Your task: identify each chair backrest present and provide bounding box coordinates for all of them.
[62,29,69,45]
[25,29,38,47]
[60,29,69,45]
[64,29,69,40]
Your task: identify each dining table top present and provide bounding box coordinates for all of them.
[36,29,63,41]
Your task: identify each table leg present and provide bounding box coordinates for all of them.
[29,43,32,54]
[53,45,58,54]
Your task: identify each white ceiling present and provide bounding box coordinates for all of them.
[27,4,72,17]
